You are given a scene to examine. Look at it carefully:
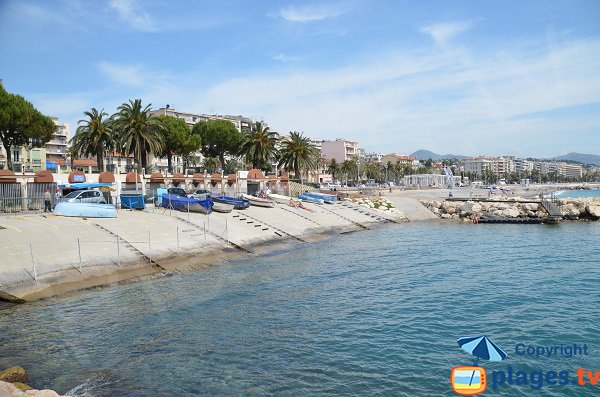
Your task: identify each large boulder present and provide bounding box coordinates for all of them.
[497,203,510,210]
[441,201,456,215]
[0,367,27,383]
[585,204,600,219]
[502,207,521,218]
[521,203,539,211]
[441,213,451,219]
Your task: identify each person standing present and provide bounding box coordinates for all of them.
[44,189,52,212]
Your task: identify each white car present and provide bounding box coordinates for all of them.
[63,190,106,204]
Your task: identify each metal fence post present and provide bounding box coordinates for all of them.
[176,226,180,255]
[29,243,37,281]
[148,231,152,263]
[77,238,82,270]
[116,235,121,266]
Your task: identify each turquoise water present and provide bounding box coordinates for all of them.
[556,189,600,198]
[1,222,599,396]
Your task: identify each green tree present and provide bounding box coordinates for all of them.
[327,158,340,182]
[0,83,55,170]
[239,121,279,170]
[340,159,356,184]
[70,108,114,171]
[193,119,242,170]
[112,99,164,173]
[277,131,319,180]
[155,115,201,173]
[223,159,241,175]
[202,157,220,174]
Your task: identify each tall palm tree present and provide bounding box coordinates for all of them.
[239,121,279,169]
[112,99,164,173]
[340,160,356,185]
[277,131,319,180]
[70,108,114,171]
[327,158,340,182]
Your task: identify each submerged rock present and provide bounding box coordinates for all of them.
[0,367,27,383]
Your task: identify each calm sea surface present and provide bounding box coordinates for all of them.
[556,188,600,198]
[0,222,599,396]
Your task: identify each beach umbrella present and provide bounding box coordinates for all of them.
[458,336,507,386]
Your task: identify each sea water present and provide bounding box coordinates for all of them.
[556,189,600,198]
[0,222,599,397]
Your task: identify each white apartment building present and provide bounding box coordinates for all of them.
[46,117,70,164]
[559,163,583,179]
[381,153,421,168]
[463,158,493,178]
[364,152,383,163]
[491,157,515,175]
[514,158,534,173]
[150,107,255,133]
[321,139,360,162]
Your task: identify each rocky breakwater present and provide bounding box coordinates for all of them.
[556,197,600,220]
[0,367,67,397]
[344,196,408,221]
[420,197,600,221]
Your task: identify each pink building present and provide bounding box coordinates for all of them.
[321,139,360,162]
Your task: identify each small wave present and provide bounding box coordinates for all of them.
[66,375,115,397]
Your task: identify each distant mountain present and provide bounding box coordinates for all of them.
[551,152,600,165]
[411,149,468,160]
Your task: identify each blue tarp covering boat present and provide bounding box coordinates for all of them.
[302,192,337,204]
[54,202,117,218]
[298,194,324,204]
[161,193,213,214]
[210,195,250,210]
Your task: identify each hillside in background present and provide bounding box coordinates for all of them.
[410,150,468,160]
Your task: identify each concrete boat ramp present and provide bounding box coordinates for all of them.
[0,200,402,302]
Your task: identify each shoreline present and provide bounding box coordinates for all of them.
[0,199,402,304]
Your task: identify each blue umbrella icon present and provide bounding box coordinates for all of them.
[458,336,507,385]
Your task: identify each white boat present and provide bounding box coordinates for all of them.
[268,193,293,204]
[212,203,234,213]
[54,202,117,218]
[241,194,274,208]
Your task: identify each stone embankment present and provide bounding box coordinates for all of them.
[420,197,600,221]
[343,196,407,220]
[0,367,66,397]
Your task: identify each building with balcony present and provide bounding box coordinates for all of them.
[559,163,583,179]
[364,152,383,163]
[491,157,515,175]
[321,139,360,162]
[45,117,70,164]
[381,153,421,168]
[463,158,493,178]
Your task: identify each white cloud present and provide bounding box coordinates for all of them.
[109,0,157,32]
[272,53,302,63]
[275,3,352,23]
[97,61,146,86]
[420,21,473,46]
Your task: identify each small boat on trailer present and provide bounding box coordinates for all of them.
[297,194,324,204]
[161,193,213,214]
[54,202,117,218]
[212,203,234,213]
[210,195,250,210]
[303,191,337,204]
[241,194,274,208]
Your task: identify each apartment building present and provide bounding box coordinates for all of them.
[381,153,421,168]
[150,107,255,133]
[492,157,515,175]
[559,163,583,179]
[45,117,70,164]
[321,139,360,162]
[463,158,493,178]
[364,152,383,163]
[514,158,534,173]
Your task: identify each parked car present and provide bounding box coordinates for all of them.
[189,189,210,200]
[167,187,188,197]
[63,190,106,204]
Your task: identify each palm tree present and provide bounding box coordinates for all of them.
[340,160,356,185]
[70,108,114,171]
[327,158,340,182]
[239,121,279,169]
[277,131,319,180]
[202,157,220,174]
[112,99,164,173]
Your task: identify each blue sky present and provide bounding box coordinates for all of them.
[1,0,599,157]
